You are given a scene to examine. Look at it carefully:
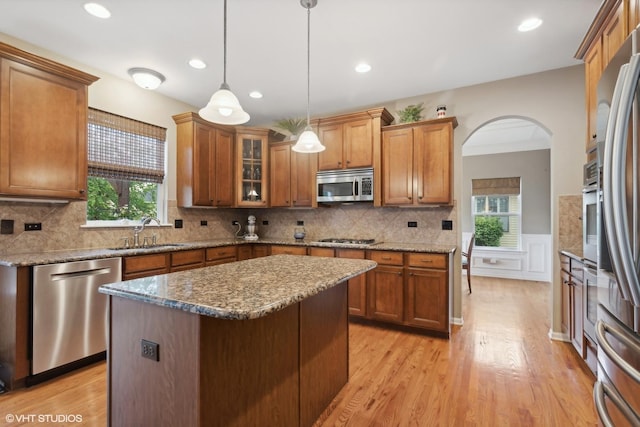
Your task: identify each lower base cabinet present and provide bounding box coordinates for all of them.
[368,265,404,323]
[406,267,448,331]
[363,250,451,336]
[336,249,367,317]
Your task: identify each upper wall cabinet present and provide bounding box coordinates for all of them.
[315,108,393,172]
[236,127,269,208]
[269,141,317,208]
[381,117,457,207]
[0,42,98,200]
[577,0,629,154]
[173,112,235,208]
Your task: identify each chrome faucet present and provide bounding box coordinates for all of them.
[132,217,161,247]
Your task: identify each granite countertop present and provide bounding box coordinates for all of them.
[99,254,377,320]
[0,238,457,267]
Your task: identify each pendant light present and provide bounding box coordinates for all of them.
[199,0,250,125]
[292,0,325,153]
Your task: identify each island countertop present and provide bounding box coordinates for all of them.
[99,254,377,320]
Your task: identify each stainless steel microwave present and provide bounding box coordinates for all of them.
[317,168,373,203]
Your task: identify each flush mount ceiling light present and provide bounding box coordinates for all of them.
[127,68,166,90]
[292,0,325,154]
[199,0,249,125]
[84,2,111,18]
[518,17,543,32]
[355,63,372,73]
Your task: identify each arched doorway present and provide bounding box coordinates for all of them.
[461,116,552,282]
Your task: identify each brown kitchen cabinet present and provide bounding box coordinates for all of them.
[236,245,253,261]
[270,245,307,256]
[236,128,269,207]
[367,250,405,324]
[123,253,170,280]
[205,246,237,266]
[171,249,205,272]
[315,108,393,172]
[0,265,30,390]
[308,247,335,257]
[368,265,404,324]
[584,40,602,153]
[252,245,271,258]
[173,112,235,208]
[559,253,586,358]
[578,0,629,153]
[269,141,317,208]
[381,117,457,206]
[335,248,368,317]
[405,253,449,332]
[0,42,98,200]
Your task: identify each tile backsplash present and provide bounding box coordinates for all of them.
[558,194,582,254]
[0,200,457,255]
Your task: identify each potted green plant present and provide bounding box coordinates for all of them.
[397,103,424,123]
[273,117,307,140]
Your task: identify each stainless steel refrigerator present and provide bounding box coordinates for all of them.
[595,27,640,425]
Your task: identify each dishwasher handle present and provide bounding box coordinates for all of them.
[50,267,114,281]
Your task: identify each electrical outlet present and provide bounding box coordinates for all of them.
[408,221,417,228]
[174,219,183,229]
[1,219,14,234]
[200,220,208,226]
[141,339,159,361]
[297,220,304,226]
[232,220,239,226]
[262,220,269,226]
[442,220,453,230]
[24,222,42,231]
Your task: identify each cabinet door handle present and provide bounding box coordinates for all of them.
[346,160,351,164]
[338,161,342,166]
[79,189,86,194]
[408,272,413,276]
[408,196,412,200]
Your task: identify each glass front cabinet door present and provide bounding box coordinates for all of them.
[236,128,269,207]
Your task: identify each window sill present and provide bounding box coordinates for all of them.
[81,221,172,230]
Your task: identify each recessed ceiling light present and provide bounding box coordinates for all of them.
[84,2,111,19]
[188,58,207,69]
[249,91,263,99]
[518,17,543,32]
[355,63,372,73]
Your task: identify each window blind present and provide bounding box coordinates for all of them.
[88,108,166,183]
[472,177,521,196]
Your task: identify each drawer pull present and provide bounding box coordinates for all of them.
[382,256,391,260]
[421,259,433,263]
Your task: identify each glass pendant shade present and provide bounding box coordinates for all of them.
[199,0,250,125]
[292,126,325,153]
[199,83,250,125]
[292,0,325,154]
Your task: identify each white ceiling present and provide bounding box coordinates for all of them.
[462,118,552,157]
[0,0,600,127]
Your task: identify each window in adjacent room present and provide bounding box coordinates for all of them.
[471,177,521,249]
[86,108,166,225]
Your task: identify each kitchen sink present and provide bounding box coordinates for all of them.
[107,243,189,251]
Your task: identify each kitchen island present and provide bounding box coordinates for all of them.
[98,254,377,427]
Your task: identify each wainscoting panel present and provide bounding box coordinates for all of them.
[462,233,551,282]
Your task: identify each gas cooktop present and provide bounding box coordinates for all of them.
[316,238,377,245]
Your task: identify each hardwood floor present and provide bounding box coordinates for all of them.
[0,276,597,426]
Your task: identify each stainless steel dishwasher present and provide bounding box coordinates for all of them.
[32,257,121,375]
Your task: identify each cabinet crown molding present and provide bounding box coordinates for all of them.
[0,41,98,85]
